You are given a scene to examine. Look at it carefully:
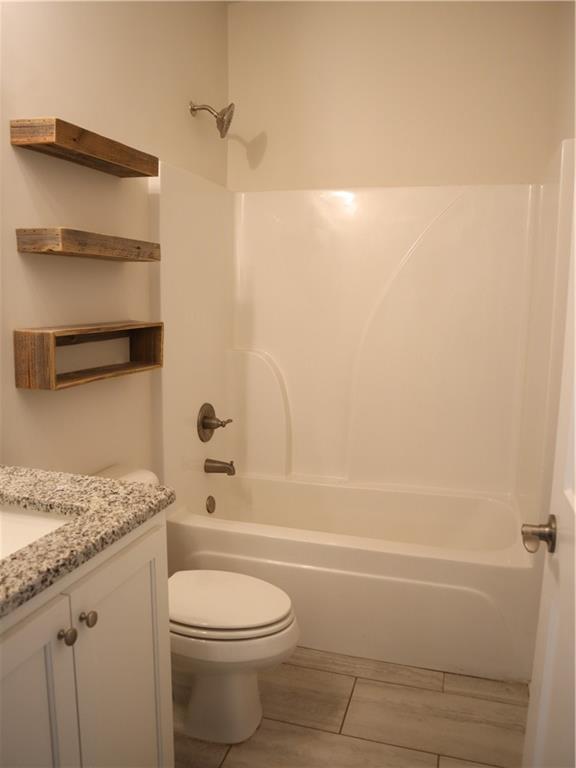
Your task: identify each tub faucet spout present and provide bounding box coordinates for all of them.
[204,459,236,476]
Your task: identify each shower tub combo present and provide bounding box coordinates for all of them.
[167,478,539,681]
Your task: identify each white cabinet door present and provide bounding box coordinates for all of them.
[0,595,81,768]
[64,528,173,768]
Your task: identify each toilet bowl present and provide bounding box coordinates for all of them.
[169,569,299,744]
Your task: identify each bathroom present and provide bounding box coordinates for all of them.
[0,1,574,767]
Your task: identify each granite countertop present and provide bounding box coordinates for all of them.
[0,465,176,619]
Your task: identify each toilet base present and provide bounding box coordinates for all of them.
[173,669,263,744]
[170,617,299,744]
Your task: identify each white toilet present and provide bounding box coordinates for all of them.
[169,569,299,743]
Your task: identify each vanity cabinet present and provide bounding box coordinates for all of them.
[0,595,81,767]
[0,523,173,768]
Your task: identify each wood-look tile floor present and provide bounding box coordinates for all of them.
[174,647,529,768]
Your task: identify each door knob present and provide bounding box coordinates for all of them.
[79,610,99,628]
[57,627,78,646]
[521,514,557,554]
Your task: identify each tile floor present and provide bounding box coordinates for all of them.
[174,647,529,768]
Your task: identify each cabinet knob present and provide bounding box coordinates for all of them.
[79,610,99,628]
[57,627,78,646]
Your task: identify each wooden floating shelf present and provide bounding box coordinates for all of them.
[10,118,158,178]
[14,321,163,390]
[16,228,161,263]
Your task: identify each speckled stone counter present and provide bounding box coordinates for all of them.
[0,465,175,619]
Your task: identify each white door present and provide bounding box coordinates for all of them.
[64,528,173,768]
[523,240,574,766]
[0,595,81,768]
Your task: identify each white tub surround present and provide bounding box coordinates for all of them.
[229,186,531,493]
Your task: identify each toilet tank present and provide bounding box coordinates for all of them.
[95,464,159,486]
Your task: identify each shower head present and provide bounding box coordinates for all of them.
[189,101,235,138]
[216,103,235,138]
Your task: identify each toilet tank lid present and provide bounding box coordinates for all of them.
[95,464,159,486]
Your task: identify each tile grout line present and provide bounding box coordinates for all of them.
[264,714,347,737]
[294,647,530,689]
[286,661,443,693]
[283,661,355,682]
[326,724,506,764]
[259,717,442,761]
[218,744,232,768]
[436,754,508,768]
[288,654,529,704]
[348,672,528,709]
[295,645,449,677]
[339,676,358,734]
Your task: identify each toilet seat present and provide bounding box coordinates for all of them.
[170,609,295,641]
[168,570,293,639]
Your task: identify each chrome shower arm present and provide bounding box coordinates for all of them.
[189,103,219,119]
[189,100,235,138]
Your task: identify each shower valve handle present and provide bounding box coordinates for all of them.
[203,417,233,430]
[197,403,233,442]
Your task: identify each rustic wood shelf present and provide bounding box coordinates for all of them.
[10,118,158,178]
[16,228,161,263]
[14,321,163,390]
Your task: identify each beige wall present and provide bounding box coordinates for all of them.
[159,166,235,510]
[228,2,574,191]
[0,2,228,474]
[2,2,229,186]
[1,0,573,483]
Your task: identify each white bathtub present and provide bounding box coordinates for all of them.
[167,478,540,681]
